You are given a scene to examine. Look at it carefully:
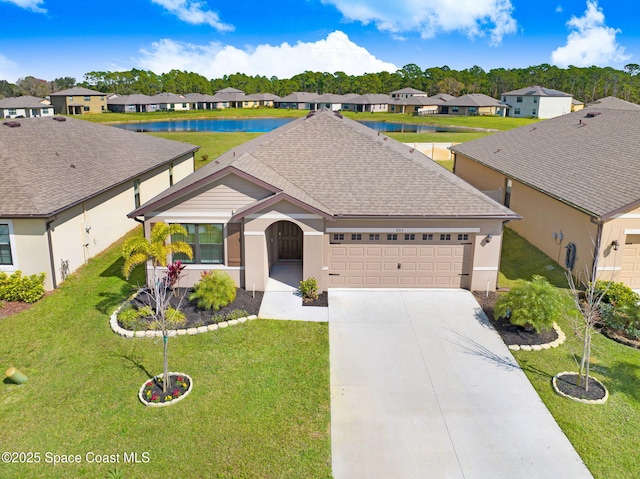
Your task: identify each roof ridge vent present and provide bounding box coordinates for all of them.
[3,121,20,128]
[53,116,67,122]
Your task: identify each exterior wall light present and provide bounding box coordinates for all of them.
[611,240,619,251]
[485,234,493,243]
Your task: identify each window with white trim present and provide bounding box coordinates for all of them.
[172,224,224,264]
[0,223,13,265]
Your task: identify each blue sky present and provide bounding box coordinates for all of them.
[0,0,638,83]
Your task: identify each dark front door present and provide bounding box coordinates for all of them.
[277,222,302,261]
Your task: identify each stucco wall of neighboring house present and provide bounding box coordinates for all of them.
[1,106,54,118]
[538,97,572,119]
[455,154,598,279]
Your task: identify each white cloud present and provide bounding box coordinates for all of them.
[0,53,21,82]
[551,0,629,67]
[320,0,517,46]
[555,5,563,13]
[150,0,233,31]
[0,0,46,13]
[138,31,398,78]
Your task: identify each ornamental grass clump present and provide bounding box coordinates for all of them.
[494,274,567,333]
[189,271,236,311]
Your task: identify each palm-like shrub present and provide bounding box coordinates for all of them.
[494,275,567,333]
[189,271,236,311]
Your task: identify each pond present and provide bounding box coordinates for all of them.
[113,118,473,134]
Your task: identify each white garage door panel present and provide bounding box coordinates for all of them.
[620,243,640,288]
[329,241,470,288]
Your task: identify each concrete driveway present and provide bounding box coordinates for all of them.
[329,289,593,479]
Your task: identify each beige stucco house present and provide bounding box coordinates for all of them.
[129,109,518,292]
[0,96,54,118]
[1,116,197,290]
[452,100,640,288]
[49,87,107,114]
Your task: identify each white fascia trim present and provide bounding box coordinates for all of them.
[624,229,640,234]
[163,217,231,224]
[612,213,640,219]
[246,213,322,220]
[150,211,232,219]
[304,231,324,236]
[473,266,498,271]
[597,266,622,271]
[326,227,481,233]
[244,231,265,236]
[0,219,18,272]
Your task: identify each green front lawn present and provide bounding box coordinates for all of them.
[499,227,640,479]
[0,229,331,479]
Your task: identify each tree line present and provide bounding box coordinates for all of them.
[2,63,640,103]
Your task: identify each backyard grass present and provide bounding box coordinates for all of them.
[499,227,640,479]
[0,229,331,479]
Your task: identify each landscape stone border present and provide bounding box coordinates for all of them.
[109,304,257,338]
[138,372,193,408]
[507,322,566,351]
[552,372,609,405]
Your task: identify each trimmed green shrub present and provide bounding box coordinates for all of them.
[594,280,640,307]
[600,302,640,339]
[211,309,250,324]
[494,275,567,333]
[0,271,46,303]
[189,271,236,311]
[164,307,186,326]
[299,277,319,302]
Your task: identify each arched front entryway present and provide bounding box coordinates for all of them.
[266,220,303,290]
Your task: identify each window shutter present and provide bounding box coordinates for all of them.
[227,223,242,266]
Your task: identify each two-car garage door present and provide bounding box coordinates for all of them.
[329,234,473,288]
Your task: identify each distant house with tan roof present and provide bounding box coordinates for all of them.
[128,109,517,293]
[49,87,107,115]
[445,94,507,116]
[1,116,197,289]
[452,99,640,288]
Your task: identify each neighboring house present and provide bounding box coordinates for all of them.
[185,93,220,110]
[107,94,159,113]
[571,98,585,112]
[276,92,320,109]
[451,100,640,288]
[128,109,518,292]
[501,86,572,119]
[0,116,198,290]
[243,93,281,108]
[390,88,428,99]
[0,96,53,118]
[49,87,107,114]
[342,94,391,113]
[214,87,246,108]
[444,94,507,116]
[151,93,189,111]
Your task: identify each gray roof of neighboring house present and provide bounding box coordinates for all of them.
[49,87,104,96]
[0,116,198,217]
[390,96,443,106]
[216,87,244,94]
[446,94,506,107]
[502,85,571,97]
[151,92,187,103]
[585,96,640,110]
[0,96,50,108]
[391,87,427,95]
[451,102,640,219]
[184,93,219,102]
[430,93,456,102]
[277,92,320,103]
[107,94,154,105]
[131,109,517,219]
[346,94,392,105]
[244,93,281,101]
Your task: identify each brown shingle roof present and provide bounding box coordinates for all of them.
[132,109,516,220]
[451,104,640,219]
[0,116,198,217]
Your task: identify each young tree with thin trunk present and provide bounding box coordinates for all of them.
[122,223,192,393]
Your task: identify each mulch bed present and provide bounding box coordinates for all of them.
[0,301,34,319]
[141,373,191,404]
[601,326,640,350]
[124,287,263,330]
[472,291,558,346]
[554,372,607,401]
[302,292,328,307]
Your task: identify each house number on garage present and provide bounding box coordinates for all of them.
[395,228,404,232]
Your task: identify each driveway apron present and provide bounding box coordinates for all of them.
[329,289,593,479]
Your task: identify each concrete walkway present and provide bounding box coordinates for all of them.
[329,289,593,479]
[258,264,328,321]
